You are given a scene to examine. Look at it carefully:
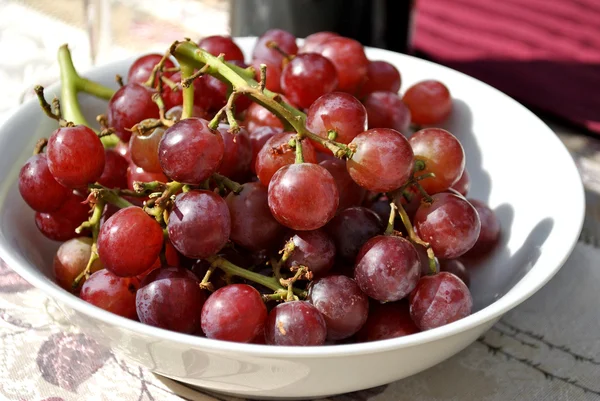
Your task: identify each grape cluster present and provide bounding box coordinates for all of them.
[19,31,502,347]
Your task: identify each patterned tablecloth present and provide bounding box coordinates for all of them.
[1,2,600,400]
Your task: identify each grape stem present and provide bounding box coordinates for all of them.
[384,202,398,236]
[92,187,135,209]
[33,138,48,155]
[212,173,243,194]
[294,137,304,164]
[199,264,216,292]
[72,198,105,288]
[280,266,310,301]
[180,63,195,120]
[144,50,173,88]
[208,90,241,133]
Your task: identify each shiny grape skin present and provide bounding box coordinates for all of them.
[126,164,168,191]
[198,35,245,61]
[319,159,366,211]
[46,125,106,188]
[451,168,471,196]
[19,154,70,212]
[225,182,283,251]
[281,53,338,109]
[354,235,421,302]
[251,59,282,93]
[357,61,402,98]
[308,275,369,340]
[465,199,501,256]
[284,230,336,277]
[168,190,231,259]
[363,91,411,134]
[53,237,103,293]
[114,140,131,163]
[305,92,368,153]
[264,301,327,346]
[356,301,419,342]
[243,101,284,133]
[80,269,140,320]
[158,118,225,185]
[216,125,253,181]
[127,54,175,85]
[325,207,383,262]
[252,29,298,66]
[201,284,267,343]
[409,128,465,194]
[346,128,414,192]
[107,83,159,143]
[299,31,339,53]
[414,193,481,259]
[268,163,339,231]
[317,36,369,93]
[35,193,90,242]
[402,80,452,125]
[97,149,129,189]
[439,259,470,287]
[255,132,317,186]
[248,126,283,173]
[97,207,164,277]
[129,122,165,173]
[409,272,473,330]
[136,267,206,334]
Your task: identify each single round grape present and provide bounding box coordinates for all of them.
[319,159,366,211]
[216,125,253,181]
[414,193,481,259]
[97,207,164,277]
[251,59,282,93]
[409,272,472,330]
[355,235,421,302]
[80,269,140,319]
[402,80,452,125]
[97,149,129,189]
[127,53,175,85]
[129,121,165,173]
[305,92,367,153]
[325,207,383,262]
[451,168,471,197]
[198,35,244,61]
[347,128,414,192]
[225,182,283,251]
[201,284,267,343]
[317,36,369,93]
[53,237,103,292]
[243,101,284,133]
[357,61,402,97]
[158,118,224,184]
[265,301,327,346]
[308,275,369,340]
[136,267,206,334]
[46,125,105,188]
[255,132,317,186]
[268,163,339,231]
[284,230,336,276]
[168,190,231,258]
[281,53,338,109]
[114,140,131,164]
[126,164,168,191]
[356,301,419,342]
[252,29,298,66]
[165,105,209,122]
[439,259,470,287]
[466,199,501,256]
[299,31,339,53]
[409,128,465,194]
[19,154,70,212]
[35,193,90,242]
[363,91,411,134]
[107,83,159,143]
[249,126,283,173]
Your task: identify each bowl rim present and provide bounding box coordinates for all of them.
[0,38,585,358]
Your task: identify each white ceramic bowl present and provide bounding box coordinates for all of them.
[0,38,584,399]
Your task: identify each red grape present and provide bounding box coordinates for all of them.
[46,125,105,188]
[281,53,338,109]
[346,128,414,192]
[97,207,164,277]
[114,140,131,163]
[225,182,283,251]
[409,128,465,194]
[251,59,282,93]
[363,91,411,134]
[265,301,327,346]
[299,31,339,53]
[158,118,224,184]
[402,80,452,125]
[197,67,252,113]
[248,126,282,173]
[201,284,267,343]
[439,259,470,287]
[305,92,367,153]
[53,237,103,292]
[127,54,175,85]
[216,125,253,180]
[466,199,501,256]
[168,190,231,258]
[252,29,298,66]
[325,207,383,262]
[126,164,168,191]
[255,132,317,186]
[80,269,140,319]
[198,35,244,61]
[165,105,209,122]
[451,168,470,197]
[97,149,129,189]
[162,70,211,111]
[243,101,284,133]
[308,275,369,340]
[354,235,421,302]
[284,230,336,276]
[357,61,401,97]
[317,36,369,93]
[414,193,481,259]
[145,239,181,276]
[319,159,366,211]
[409,272,472,330]
[356,301,419,342]
[19,154,70,212]
[268,163,339,231]
[35,192,90,242]
[107,83,159,143]
[128,122,165,174]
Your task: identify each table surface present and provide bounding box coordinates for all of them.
[1,2,600,400]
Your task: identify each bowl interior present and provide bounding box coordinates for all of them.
[0,38,584,351]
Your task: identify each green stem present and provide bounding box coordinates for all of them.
[384,202,397,236]
[294,137,304,164]
[180,63,195,119]
[99,190,135,209]
[212,173,243,194]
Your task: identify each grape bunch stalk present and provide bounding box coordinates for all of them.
[19,31,501,346]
